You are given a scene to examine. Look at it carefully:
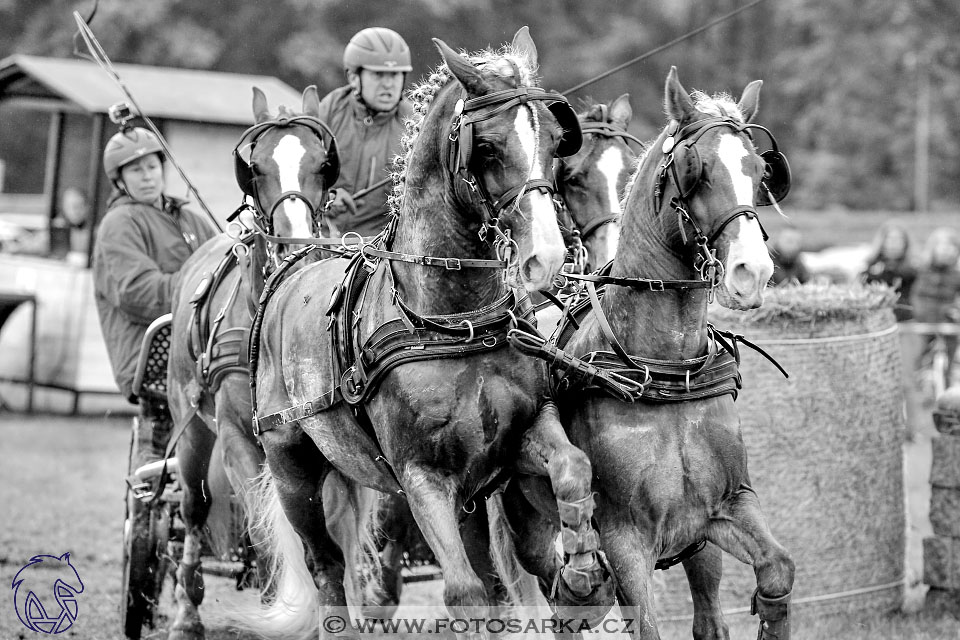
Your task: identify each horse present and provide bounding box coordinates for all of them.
[164,85,339,640]
[365,92,643,612]
[233,28,616,639]
[503,67,795,640]
[557,93,640,273]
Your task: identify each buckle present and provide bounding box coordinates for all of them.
[444,257,462,270]
[648,280,665,292]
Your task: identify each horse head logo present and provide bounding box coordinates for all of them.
[11,553,84,634]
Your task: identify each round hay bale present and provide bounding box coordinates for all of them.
[653,282,906,624]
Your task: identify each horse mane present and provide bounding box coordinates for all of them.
[386,45,540,219]
[620,90,745,207]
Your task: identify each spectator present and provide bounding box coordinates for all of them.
[911,227,960,385]
[50,187,91,260]
[862,222,916,321]
[770,226,810,286]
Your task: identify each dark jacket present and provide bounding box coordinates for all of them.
[92,193,215,399]
[911,266,960,323]
[770,255,810,286]
[317,86,411,237]
[863,258,917,321]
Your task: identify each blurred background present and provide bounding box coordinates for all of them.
[1,0,958,212]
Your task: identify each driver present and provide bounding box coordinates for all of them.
[92,125,215,470]
[318,27,413,238]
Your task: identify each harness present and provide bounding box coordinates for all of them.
[249,82,583,503]
[510,117,789,403]
[186,235,257,396]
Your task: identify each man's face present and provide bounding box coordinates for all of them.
[350,69,404,112]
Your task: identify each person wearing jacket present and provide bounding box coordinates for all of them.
[320,27,413,238]
[911,227,960,387]
[92,126,215,469]
[861,222,916,322]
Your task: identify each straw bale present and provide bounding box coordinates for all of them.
[930,488,960,538]
[923,536,960,590]
[924,587,960,618]
[655,282,904,623]
[931,435,960,489]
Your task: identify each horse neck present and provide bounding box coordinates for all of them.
[603,163,710,361]
[388,105,504,314]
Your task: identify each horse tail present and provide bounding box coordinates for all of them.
[222,466,382,639]
[220,466,318,640]
[487,493,542,608]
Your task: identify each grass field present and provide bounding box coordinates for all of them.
[1,412,958,639]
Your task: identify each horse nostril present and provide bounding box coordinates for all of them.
[730,262,758,294]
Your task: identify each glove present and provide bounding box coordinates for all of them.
[327,188,358,218]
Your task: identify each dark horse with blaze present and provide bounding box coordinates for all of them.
[230,29,616,639]
[505,68,795,639]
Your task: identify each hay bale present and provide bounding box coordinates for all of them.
[931,435,960,489]
[930,488,960,538]
[923,536,960,590]
[654,282,905,624]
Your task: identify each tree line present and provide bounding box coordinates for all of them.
[2,0,959,211]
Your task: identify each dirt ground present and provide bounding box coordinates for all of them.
[0,408,957,639]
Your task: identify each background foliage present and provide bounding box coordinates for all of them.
[2,0,959,211]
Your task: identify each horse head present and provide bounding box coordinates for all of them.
[234,86,339,263]
[652,67,780,309]
[427,27,578,292]
[557,94,637,271]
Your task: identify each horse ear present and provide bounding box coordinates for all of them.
[511,26,538,68]
[664,67,697,124]
[609,93,632,128]
[59,552,71,562]
[434,38,488,95]
[302,85,320,118]
[252,86,270,123]
[738,79,762,123]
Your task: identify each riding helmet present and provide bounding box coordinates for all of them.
[343,27,412,73]
[102,127,165,181]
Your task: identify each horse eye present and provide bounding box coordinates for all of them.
[763,163,774,180]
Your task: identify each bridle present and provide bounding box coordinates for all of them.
[446,86,580,246]
[555,117,643,269]
[231,115,340,242]
[359,84,582,273]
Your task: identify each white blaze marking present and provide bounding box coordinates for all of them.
[596,146,625,214]
[716,133,773,293]
[272,134,312,238]
[513,106,561,255]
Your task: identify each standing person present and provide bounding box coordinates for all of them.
[862,221,917,321]
[50,186,92,260]
[911,227,960,387]
[769,226,810,286]
[319,27,413,238]
[92,125,215,469]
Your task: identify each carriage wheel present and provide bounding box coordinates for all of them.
[121,418,167,640]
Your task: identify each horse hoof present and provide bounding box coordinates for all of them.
[550,552,616,628]
[168,622,204,640]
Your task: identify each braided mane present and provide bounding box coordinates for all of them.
[386,45,539,219]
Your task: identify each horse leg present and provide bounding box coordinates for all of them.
[460,499,511,608]
[358,493,407,616]
[708,485,795,640]
[513,401,615,624]
[260,426,358,639]
[682,543,730,640]
[169,415,216,640]
[401,466,489,625]
[214,381,268,593]
[598,518,661,640]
